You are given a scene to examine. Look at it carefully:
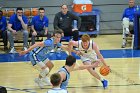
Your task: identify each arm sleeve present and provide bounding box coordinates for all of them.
[45,17,49,27]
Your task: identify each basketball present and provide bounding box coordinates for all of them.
[100,66,110,76]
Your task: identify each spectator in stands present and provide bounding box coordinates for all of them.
[53,4,81,41]
[7,7,29,53]
[0,10,8,51]
[121,0,136,48]
[31,7,49,45]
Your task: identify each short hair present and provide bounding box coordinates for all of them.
[16,7,23,11]
[81,34,90,42]
[65,55,76,66]
[39,7,45,11]
[61,4,68,8]
[50,73,61,86]
[0,10,3,15]
[53,29,63,36]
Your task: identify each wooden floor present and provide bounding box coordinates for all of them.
[0,35,140,93]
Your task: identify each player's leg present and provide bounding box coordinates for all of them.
[83,61,108,89]
[30,54,50,88]
[122,17,130,48]
[41,58,54,85]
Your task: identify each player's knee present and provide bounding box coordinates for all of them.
[123,18,130,27]
[40,67,49,78]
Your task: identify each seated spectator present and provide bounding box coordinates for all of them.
[121,0,136,48]
[0,10,8,51]
[53,4,81,41]
[7,7,29,53]
[31,7,49,45]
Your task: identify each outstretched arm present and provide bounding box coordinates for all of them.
[73,61,99,71]
[19,42,45,55]
[93,42,107,66]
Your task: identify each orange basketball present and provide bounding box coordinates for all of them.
[100,66,110,76]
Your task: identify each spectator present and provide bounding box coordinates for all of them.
[0,10,8,51]
[7,7,29,53]
[54,4,81,41]
[31,7,49,45]
[121,0,136,48]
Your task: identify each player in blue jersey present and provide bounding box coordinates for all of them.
[47,73,68,93]
[19,29,69,88]
[57,55,99,90]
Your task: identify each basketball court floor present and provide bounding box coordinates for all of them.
[0,35,140,93]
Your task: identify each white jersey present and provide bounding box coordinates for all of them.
[78,40,97,62]
[47,88,68,93]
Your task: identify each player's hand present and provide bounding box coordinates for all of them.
[75,50,83,56]
[19,50,28,55]
[91,61,100,68]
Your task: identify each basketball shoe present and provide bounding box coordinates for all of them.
[34,78,44,88]
[101,79,108,89]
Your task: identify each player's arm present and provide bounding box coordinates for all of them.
[93,42,107,66]
[68,41,79,55]
[72,62,99,71]
[19,41,45,55]
[58,71,66,83]
[60,44,69,51]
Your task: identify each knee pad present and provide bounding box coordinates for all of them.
[37,62,46,68]
[40,67,49,78]
[123,18,130,28]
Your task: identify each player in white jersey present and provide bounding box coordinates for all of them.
[68,34,110,89]
[47,73,68,93]
[19,29,69,88]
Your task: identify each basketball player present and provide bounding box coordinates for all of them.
[19,29,69,88]
[58,55,99,89]
[68,34,109,89]
[47,73,68,93]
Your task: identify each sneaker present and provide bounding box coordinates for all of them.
[23,47,28,51]
[101,79,108,89]
[34,78,44,88]
[121,42,126,48]
[9,47,17,53]
[42,77,51,86]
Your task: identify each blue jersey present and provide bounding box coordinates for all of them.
[0,16,7,31]
[29,38,62,66]
[58,66,70,89]
[31,15,49,31]
[122,6,137,22]
[8,14,28,31]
